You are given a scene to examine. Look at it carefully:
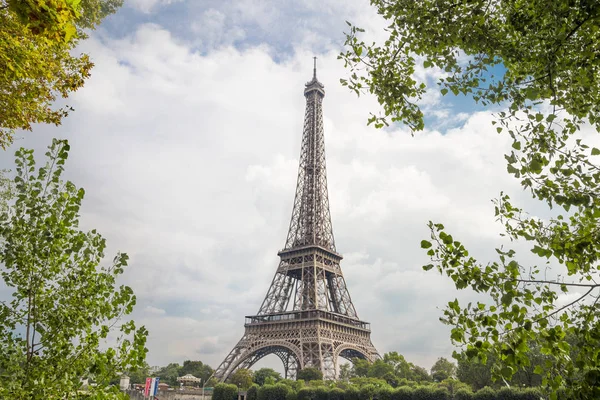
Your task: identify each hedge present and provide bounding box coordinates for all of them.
[213,383,238,400]
[454,389,474,400]
[258,383,293,400]
[239,383,546,400]
[247,384,259,400]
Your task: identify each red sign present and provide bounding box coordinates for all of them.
[144,377,152,396]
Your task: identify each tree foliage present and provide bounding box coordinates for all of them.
[0,0,123,148]
[122,361,150,385]
[156,362,181,387]
[297,367,324,382]
[457,356,494,392]
[339,363,352,382]
[253,367,282,386]
[431,358,457,382]
[341,0,600,398]
[367,359,395,379]
[229,368,254,390]
[180,359,213,384]
[0,139,147,398]
[352,353,431,384]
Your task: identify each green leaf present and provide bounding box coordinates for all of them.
[500,366,513,379]
[421,240,432,249]
[501,292,514,306]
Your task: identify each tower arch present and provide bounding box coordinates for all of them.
[219,342,301,381]
[335,344,372,362]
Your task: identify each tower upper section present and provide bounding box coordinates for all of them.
[284,59,336,253]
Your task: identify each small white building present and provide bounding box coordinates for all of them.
[177,374,201,386]
[119,375,130,391]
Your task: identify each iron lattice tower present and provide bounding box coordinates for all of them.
[214,60,379,381]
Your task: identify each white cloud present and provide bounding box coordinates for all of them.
[190,9,246,49]
[127,0,182,14]
[145,306,167,315]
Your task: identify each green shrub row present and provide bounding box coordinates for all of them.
[214,383,544,400]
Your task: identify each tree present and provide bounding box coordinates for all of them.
[437,378,472,398]
[229,368,254,390]
[127,361,151,384]
[348,376,388,388]
[382,352,412,380]
[341,1,600,398]
[457,356,494,391]
[431,358,457,382]
[381,372,399,388]
[339,363,352,382]
[156,363,181,387]
[367,359,395,379]
[351,358,371,377]
[0,0,123,148]
[297,367,323,382]
[180,359,213,384]
[410,365,431,383]
[253,368,282,386]
[509,343,545,388]
[277,378,304,392]
[0,139,147,398]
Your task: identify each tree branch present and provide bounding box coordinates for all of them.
[514,279,600,288]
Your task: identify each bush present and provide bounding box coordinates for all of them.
[258,383,291,400]
[213,383,239,400]
[433,388,450,400]
[413,386,437,400]
[392,386,414,400]
[473,387,496,400]
[345,386,360,400]
[287,388,298,400]
[437,379,471,396]
[377,386,394,400]
[329,387,345,400]
[454,388,474,400]
[247,384,259,400]
[351,377,390,388]
[297,387,317,400]
[314,386,329,400]
[397,379,419,388]
[257,384,272,400]
[280,379,305,392]
[495,387,518,400]
[359,384,378,400]
[518,388,542,400]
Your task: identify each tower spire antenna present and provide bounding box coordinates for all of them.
[313,56,317,80]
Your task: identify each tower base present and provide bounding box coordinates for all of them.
[214,310,379,381]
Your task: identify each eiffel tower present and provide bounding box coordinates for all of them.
[214,59,379,381]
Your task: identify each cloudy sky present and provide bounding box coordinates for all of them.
[0,0,574,373]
